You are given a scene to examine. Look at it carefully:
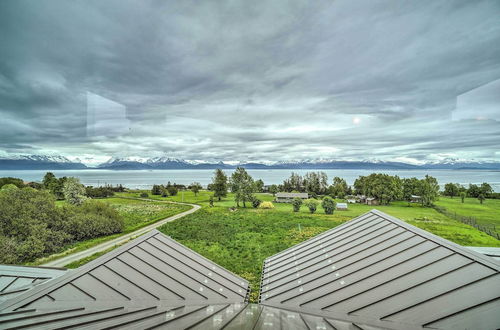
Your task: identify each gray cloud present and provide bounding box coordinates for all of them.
[0,0,499,163]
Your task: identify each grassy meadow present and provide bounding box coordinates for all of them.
[435,197,500,234]
[110,189,499,301]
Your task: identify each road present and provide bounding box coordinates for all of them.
[42,199,201,268]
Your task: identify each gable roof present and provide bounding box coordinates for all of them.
[276,192,308,198]
[0,230,249,312]
[0,302,390,329]
[0,265,67,304]
[259,209,500,330]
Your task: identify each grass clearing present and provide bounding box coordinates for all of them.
[435,197,500,234]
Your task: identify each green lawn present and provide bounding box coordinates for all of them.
[145,190,500,302]
[435,197,500,234]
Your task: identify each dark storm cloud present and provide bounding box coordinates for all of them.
[0,0,499,163]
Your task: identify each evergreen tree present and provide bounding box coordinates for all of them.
[212,169,228,201]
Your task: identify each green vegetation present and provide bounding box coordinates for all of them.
[98,197,190,232]
[155,190,499,302]
[435,197,500,235]
[0,188,123,264]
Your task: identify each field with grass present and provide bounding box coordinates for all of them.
[435,197,500,234]
[117,189,499,301]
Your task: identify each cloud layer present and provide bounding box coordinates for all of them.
[1,0,499,163]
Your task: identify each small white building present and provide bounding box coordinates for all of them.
[336,202,348,210]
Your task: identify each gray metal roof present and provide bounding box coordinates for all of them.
[466,246,500,261]
[0,265,67,304]
[259,209,500,330]
[275,192,308,198]
[0,302,388,329]
[0,230,249,312]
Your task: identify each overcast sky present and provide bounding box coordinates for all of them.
[1,0,499,164]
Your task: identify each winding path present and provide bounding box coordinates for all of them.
[42,199,201,268]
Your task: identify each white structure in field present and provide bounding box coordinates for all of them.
[86,92,130,137]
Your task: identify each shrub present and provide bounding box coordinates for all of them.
[252,198,262,208]
[304,199,318,214]
[63,177,87,205]
[259,201,275,209]
[292,197,303,212]
[62,201,124,240]
[321,196,336,214]
[140,192,149,198]
[151,184,162,195]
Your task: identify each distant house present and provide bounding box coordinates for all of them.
[410,195,422,203]
[366,197,378,205]
[346,198,357,204]
[336,202,348,210]
[356,195,367,203]
[275,192,308,203]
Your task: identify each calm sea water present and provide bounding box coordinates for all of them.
[1,169,500,191]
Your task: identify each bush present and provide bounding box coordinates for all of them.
[140,192,149,198]
[259,201,275,209]
[292,198,303,212]
[151,184,162,195]
[321,196,336,214]
[0,188,125,263]
[0,177,24,189]
[61,201,124,240]
[252,198,262,208]
[304,199,318,214]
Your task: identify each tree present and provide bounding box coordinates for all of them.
[0,184,19,192]
[304,172,328,196]
[190,182,202,196]
[330,177,348,198]
[283,172,304,192]
[354,173,402,205]
[443,183,459,198]
[254,179,264,193]
[230,167,254,207]
[140,192,149,198]
[304,199,318,214]
[0,177,24,189]
[292,197,303,212]
[460,191,466,203]
[63,177,87,205]
[467,184,481,198]
[42,172,57,189]
[212,169,228,201]
[419,175,440,206]
[151,184,162,195]
[269,184,278,196]
[166,182,178,196]
[478,194,485,204]
[321,196,336,214]
[480,182,493,197]
[402,177,420,204]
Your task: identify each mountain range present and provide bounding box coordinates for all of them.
[1,155,500,171]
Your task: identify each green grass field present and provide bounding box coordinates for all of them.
[119,189,498,302]
[435,197,500,234]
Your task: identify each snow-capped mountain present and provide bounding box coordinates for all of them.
[0,155,87,170]
[1,154,500,170]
